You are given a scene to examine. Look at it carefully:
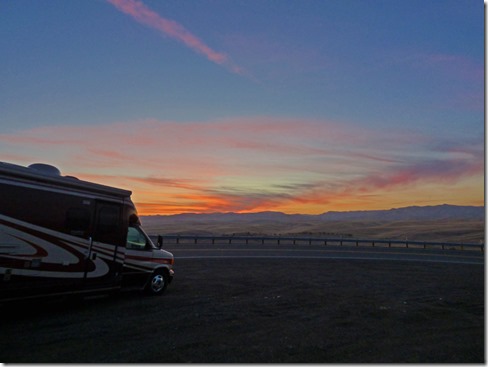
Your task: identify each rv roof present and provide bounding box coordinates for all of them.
[0,162,132,198]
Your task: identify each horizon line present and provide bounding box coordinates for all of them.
[139,203,485,216]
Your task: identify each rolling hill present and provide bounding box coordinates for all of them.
[141,204,485,243]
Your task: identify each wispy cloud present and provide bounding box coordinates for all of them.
[394,51,484,111]
[0,117,483,214]
[106,0,245,75]
[408,53,483,82]
[222,34,329,82]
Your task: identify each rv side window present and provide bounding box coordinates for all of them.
[126,226,148,250]
[93,205,121,244]
[66,208,91,237]
[96,206,120,235]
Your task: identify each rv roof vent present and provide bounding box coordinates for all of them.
[28,163,61,176]
[64,175,79,180]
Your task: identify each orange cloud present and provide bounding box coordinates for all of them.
[0,117,483,214]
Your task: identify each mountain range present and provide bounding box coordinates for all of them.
[142,204,485,223]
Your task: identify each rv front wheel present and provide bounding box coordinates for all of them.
[145,270,168,296]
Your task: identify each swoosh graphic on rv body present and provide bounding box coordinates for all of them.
[2,256,110,279]
[8,235,49,257]
[0,220,84,264]
[0,214,111,278]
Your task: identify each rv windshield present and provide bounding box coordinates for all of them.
[126,225,155,250]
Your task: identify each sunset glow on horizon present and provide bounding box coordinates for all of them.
[0,1,483,215]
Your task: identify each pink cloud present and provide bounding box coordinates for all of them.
[222,34,329,81]
[106,0,245,75]
[414,53,483,82]
[397,52,484,111]
[338,153,484,199]
[0,117,483,214]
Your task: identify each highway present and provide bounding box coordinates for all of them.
[163,242,484,265]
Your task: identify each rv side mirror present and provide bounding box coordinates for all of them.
[157,235,163,248]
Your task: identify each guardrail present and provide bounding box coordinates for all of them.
[152,234,484,251]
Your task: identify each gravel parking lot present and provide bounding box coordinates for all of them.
[0,257,484,363]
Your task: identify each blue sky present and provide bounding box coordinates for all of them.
[0,0,484,214]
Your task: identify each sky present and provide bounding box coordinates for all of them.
[0,0,484,215]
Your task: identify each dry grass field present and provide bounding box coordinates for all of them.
[142,218,484,244]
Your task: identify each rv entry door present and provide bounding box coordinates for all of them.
[83,202,124,288]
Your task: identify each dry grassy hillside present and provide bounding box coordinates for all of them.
[142,217,484,244]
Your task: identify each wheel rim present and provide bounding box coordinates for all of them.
[150,274,165,293]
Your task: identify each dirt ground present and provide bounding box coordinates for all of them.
[0,257,484,363]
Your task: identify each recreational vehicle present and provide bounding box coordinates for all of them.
[0,162,174,303]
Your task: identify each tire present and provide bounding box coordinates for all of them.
[145,270,168,296]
